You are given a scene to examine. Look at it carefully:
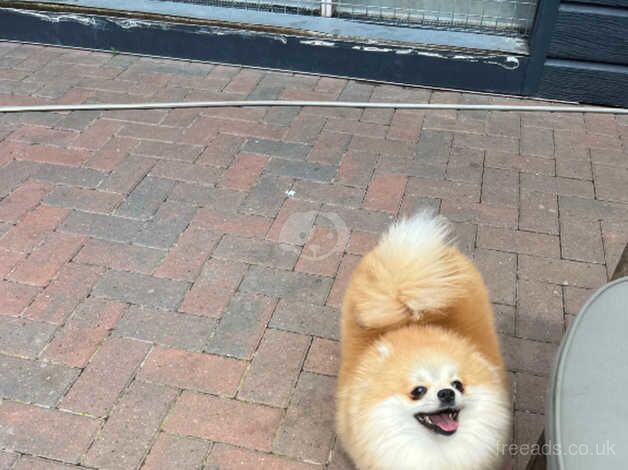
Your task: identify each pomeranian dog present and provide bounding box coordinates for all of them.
[336,212,511,470]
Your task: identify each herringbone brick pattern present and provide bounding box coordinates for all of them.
[0,42,627,470]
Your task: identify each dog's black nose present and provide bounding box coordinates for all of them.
[437,388,456,404]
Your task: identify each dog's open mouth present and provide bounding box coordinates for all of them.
[414,408,460,436]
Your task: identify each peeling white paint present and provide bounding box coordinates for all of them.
[505,56,520,69]
[300,40,335,47]
[11,9,97,26]
[237,29,287,43]
[415,50,448,58]
[482,55,520,70]
[114,18,156,29]
[454,53,521,70]
[352,45,393,53]
[343,43,520,71]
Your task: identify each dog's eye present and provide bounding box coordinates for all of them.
[410,386,427,400]
[451,380,464,393]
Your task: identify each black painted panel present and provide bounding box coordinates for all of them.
[548,3,628,64]
[538,59,628,106]
[569,0,627,8]
[0,7,527,94]
[522,0,561,94]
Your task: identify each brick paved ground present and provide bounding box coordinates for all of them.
[0,42,627,470]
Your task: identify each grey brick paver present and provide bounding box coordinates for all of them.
[273,372,336,464]
[213,234,299,269]
[0,355,79,406]
[0,317,56,358]
[239,174,292,217]
[115,176,175,219]
[45,186,122,213]
[265,158,336,182]
[205,292,275,359]
[98,155,155,194]
[270,300,340,340]
[33,164,106,188]
[169,182,243,211]
[242,138,311,160]
[115,306,216,351]
[60,210,143,243]
[415,129,453,161]
[0,161,39,198]
[83,380,177,470]
[93,270,189,309]
[240,266,333,305]
[292,180,364,208]
[132,199,197,249]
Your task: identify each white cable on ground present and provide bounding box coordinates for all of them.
[0,100,627,114]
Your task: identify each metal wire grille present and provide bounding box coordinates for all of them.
[335,0,538,35]
[163,0,322,16]
[165,0,538,36]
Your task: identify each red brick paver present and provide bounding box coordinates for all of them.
[0,42,626,470]
[163,391,283,451]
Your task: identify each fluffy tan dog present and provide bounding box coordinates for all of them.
[336,212,511,470]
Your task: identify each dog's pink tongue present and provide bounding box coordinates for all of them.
[431,413,459,432]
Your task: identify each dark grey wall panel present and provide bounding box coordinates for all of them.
[521,0,562,94]
[538,59,628,106]
[569,0,627,7]
[548,3,628,64]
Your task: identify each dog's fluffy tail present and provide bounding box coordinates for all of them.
[351,211,471,329]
